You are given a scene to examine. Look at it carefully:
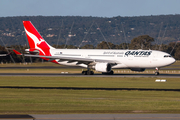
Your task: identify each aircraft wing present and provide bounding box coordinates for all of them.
[13,50,118,64]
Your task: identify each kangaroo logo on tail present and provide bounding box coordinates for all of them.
[23,21,54,56]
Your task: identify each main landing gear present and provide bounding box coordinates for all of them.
[155,67,159,75]
[82,70,114,75]
[82,70,94,75]
[102,70,114,75]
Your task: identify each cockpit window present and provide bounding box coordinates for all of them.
[164,55,172,58]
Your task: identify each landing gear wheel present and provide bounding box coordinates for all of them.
[155,67,159,76]
[109,70,114,75]
[82,71,87,75]
[87,70,91,75]
[102,70,114,75]
[82,70,94,75]
[90,71,94,75]
[155,72,159,76]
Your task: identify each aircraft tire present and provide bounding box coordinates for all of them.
[82,71,87,75]
[155,72,159,75]
[86,70,94,75]
[90,71,94,75]
[102,70,114,75]
[109,70,114,75]
[87,70,91,75]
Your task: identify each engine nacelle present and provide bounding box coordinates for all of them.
[130,68,145,72]
[94,63,111,72]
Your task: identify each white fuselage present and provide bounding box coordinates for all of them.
[50,49,175,69]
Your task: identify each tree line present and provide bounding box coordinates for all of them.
[1,15,180,47]
[0,35,180,64]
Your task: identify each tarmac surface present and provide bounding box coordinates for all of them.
[35,114,180,120]
[0,66,180,70]
[2,114,179,120]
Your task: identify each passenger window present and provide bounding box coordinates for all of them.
[164,55,171,58]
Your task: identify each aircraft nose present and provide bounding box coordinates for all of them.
[170,57,176,64]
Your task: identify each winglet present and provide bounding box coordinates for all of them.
[13,50,22,55]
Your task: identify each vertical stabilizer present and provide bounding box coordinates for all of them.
[23,21,54,56]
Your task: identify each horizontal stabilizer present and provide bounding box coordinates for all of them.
[13,50,22,55]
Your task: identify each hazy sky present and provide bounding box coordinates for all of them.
[0,0,180,17]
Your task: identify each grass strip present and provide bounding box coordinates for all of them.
[0,76,179,113]
[0,89,179,114]
[0,76,179,89]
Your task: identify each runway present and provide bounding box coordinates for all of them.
[3,114,180,120]
[0,73,180,78]
[33,114,180,120]
[0,66,180,70]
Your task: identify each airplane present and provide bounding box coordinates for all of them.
[13,21,176,75]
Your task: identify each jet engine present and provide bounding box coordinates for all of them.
[94,63,111,72]
[130,68,145,72]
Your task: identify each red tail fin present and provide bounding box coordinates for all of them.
[23,21,54,56]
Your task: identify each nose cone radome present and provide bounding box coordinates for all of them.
[169,57,176,65]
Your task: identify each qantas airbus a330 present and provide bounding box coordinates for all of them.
[13,21,176,75]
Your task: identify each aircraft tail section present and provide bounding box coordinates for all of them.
[23,21,54,56]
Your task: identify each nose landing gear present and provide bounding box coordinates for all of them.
[155,67,159,75]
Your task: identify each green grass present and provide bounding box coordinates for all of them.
[0,76,179,89]
[0,76,180,114]
[0,89,179,114]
